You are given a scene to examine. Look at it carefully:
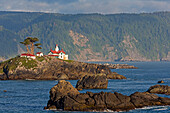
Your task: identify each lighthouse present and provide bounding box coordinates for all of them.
[48,44,68,60]
[55,44,59,52]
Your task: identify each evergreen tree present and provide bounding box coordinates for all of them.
[20,37,42,55]
[20,38,31,54]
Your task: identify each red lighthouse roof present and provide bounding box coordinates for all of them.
[50,49,59,54]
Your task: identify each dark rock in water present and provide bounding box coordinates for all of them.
[46,80,80,110]
[158,80,164,83]
[147,85,170,95]
[76,75,108,90]
[130,92,167,108]
[107,72,126,79]
[3,90,7,92]
[45,80,170,112]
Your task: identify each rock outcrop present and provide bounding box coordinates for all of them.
[0,56,126,80]
[106,72,126,79]
[158,80,164,83]
[76,75,108,90]
[46,80,80,109]
[147,85,170,95]
[45,80,170,112]
[103,63,138,69]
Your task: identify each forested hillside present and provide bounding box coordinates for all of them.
[0,11,169,61]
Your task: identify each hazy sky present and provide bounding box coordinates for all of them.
[0,0,170,14]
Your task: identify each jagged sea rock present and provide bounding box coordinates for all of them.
[45,81,170,112]
[158,80,164,83]
[107,72,126,79]
[130,92,168,108]
[147,85,170,95]
[76,75,108,90]
[46,80,80,110]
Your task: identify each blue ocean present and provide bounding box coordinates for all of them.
[0,62,170,113]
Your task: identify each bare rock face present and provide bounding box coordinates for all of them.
[76,75,108,90]
[46,80,80,110]
[147,85,170,95]
[130,92,164,108]
[45,81,170,112]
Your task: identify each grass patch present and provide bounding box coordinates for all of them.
[0,56,38,73]
[36,56,45,62]
[0,68,3,73]
[57,58,74,63]
[21,58,37,69]
[64,59,74,63]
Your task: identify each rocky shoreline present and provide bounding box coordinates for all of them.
[0,56,126,80]
[45,80,170,112]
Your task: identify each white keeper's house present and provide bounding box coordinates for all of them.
[48,44,68,60]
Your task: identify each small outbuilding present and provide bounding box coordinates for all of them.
[36,52,44,57]
[20,53,36,59]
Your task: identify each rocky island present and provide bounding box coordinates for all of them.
[0,56,126,80]
[45,80,170,112]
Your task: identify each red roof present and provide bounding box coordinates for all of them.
[36,52,42,54]
[50,49,59,54]
[21,53,35,56]
[58,49,66,54]
[50,48,66,54]
[56,44,58,46]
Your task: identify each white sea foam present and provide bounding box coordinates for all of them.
[153,106,169,111]
[136,106,169,111]
[154,108,168,111]
[103,109,117,112]
[136,106,161,110]
[25,79,35,80]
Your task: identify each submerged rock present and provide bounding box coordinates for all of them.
[147,85,170,95]
[45,80,170,112]
[76,75,108,90]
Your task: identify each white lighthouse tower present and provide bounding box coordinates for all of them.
[55,44,59,52]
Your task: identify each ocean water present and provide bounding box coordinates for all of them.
[0,62,170,113]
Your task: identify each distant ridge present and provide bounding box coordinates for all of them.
[0,11,169,61]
